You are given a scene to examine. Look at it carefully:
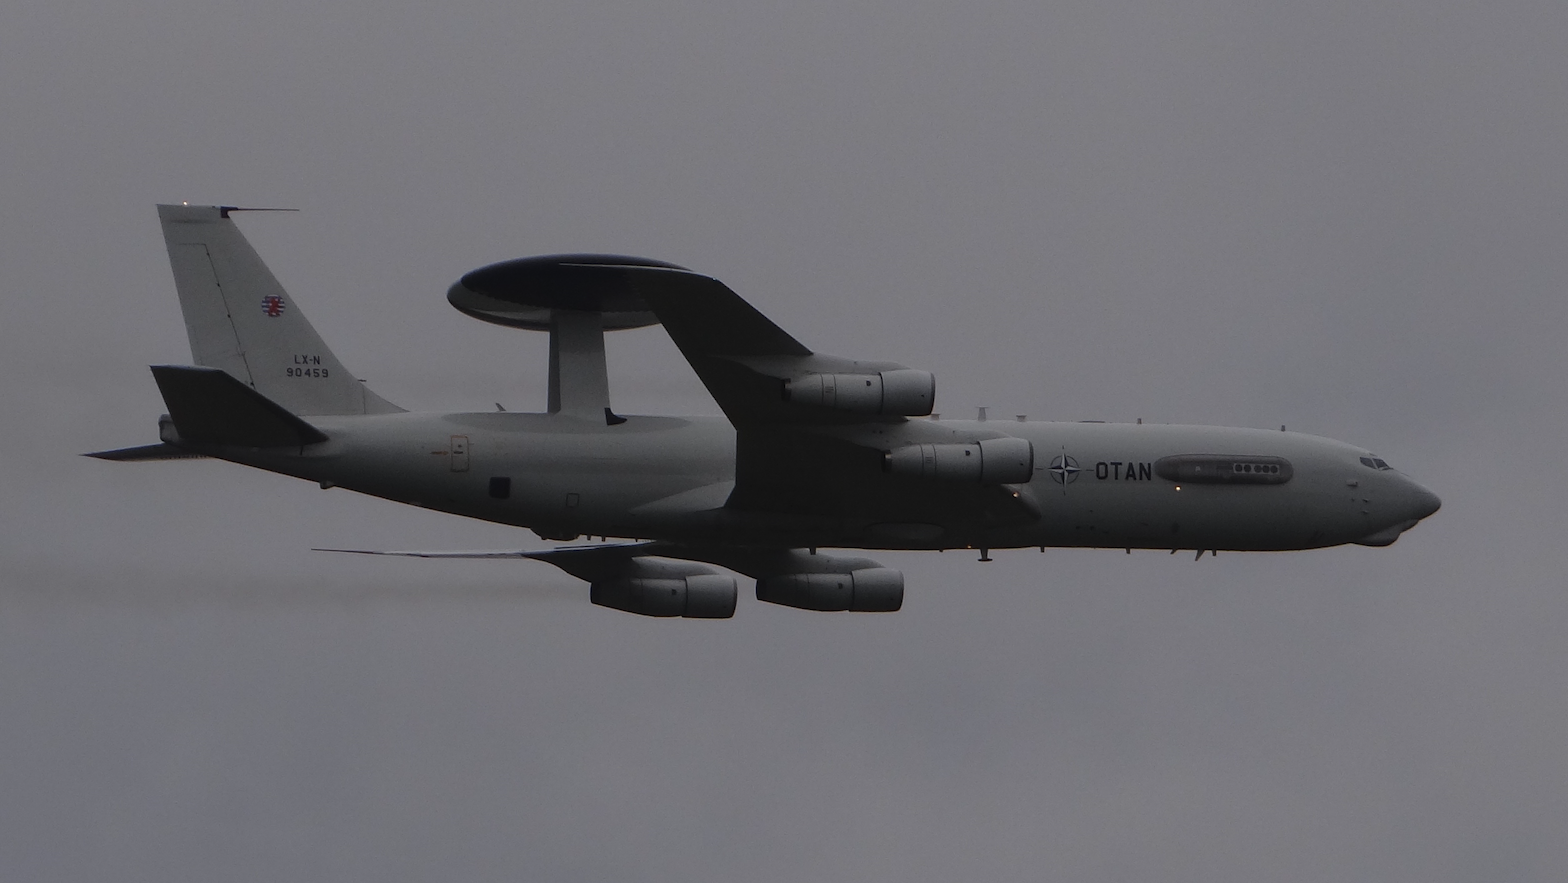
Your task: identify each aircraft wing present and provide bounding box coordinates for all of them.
[445,256,929,428]
[317,541,737,584]
[632,266,921,427]
[633,269,810,361]
[314,548,546,559]
[316,542,687,579]
[315,542,877,581]
[443,256,1004,524]
[622,267,1031,524]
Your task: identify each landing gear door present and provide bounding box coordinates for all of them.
[450,435,470,472]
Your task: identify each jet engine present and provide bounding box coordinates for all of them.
[782,369,935,416]
[755,567,904,612]
[590,571,737,619]
[883,437,1034,484]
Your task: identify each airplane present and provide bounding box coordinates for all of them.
[88,204,1442,618]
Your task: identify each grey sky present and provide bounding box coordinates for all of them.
[3,1,1567,880]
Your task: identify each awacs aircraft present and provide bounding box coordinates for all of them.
[90,204,1441,618]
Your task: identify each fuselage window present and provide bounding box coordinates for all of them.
[1154,454,1293,485]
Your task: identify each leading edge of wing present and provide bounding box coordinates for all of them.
[610,265,811,359]
[628,267,920,426]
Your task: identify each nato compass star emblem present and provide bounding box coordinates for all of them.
[1048,454,1081,484]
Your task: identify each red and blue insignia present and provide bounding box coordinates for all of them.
[260,295,286,317]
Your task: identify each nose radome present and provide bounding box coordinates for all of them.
[1407,482,1442,521]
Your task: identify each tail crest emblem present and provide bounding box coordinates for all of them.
[261,295,286,317]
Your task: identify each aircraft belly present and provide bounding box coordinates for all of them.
[1034,486,1320,550]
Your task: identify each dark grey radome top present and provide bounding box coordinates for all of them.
[447,254,689,330]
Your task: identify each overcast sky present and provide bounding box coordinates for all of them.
[3,1,1567,880]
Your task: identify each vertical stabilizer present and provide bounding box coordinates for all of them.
[156,204,402,416]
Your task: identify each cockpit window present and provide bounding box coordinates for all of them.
[1360,456,1393,471]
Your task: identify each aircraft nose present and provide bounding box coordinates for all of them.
[1403,480,1442,521]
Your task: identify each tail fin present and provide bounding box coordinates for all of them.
[157,204,402,416]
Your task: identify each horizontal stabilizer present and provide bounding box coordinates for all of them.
[83,443,208,461]
[152,365,328,447]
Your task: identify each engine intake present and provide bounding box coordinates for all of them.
[884,437,1034,484]
[782,369,934,416]
[590,573,737,618]
[755,567,903,612]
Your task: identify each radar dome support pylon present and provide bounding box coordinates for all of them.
[447,254,682,424]
[548,309,622,423]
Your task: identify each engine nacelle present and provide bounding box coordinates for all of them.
[782,369,934,416]
[755,567,904,612]
[883,437,1034,484]
[590,573,737,619]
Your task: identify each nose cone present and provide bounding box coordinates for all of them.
[1403,480,1442,522]
[1354,471,1442,547]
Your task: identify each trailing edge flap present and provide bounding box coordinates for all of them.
[151,365,328,447]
